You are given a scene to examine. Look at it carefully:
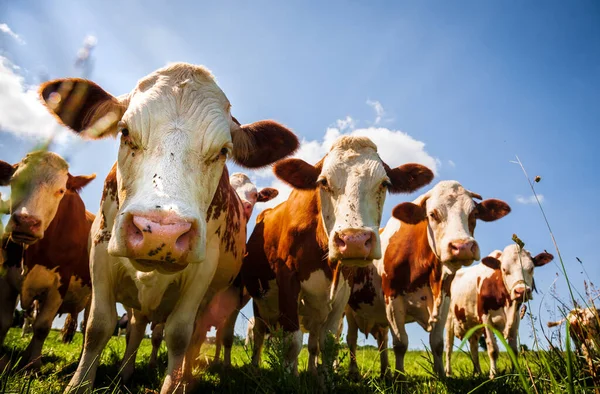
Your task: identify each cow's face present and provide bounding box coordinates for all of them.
[274,136,433,267]
[39,63,298,274]
[229,173,278,220]
[0,151,95,245]
[393,181,511,270]
[482,245,553,302]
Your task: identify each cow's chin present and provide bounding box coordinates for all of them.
[332,257,374,268]
[131,259,188,274]
[443,259,474,272]
[8,231,42,246]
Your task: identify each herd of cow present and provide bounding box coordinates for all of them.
[0,62,596,393]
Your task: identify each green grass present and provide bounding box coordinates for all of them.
[0,327,563,394]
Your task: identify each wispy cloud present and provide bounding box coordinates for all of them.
[0,23,25,45]
[336,116,355,131]
[448,159,456,168]
[0,56,72,144]
[516,194,544,204]
[366,99,385,125]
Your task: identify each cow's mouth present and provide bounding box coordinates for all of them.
[9,231,39,245]
[132,259,188,274]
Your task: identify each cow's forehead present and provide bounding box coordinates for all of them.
[229,173,252,189]
[322,136,383,178]
[501,244,534,267]
[14,151,69,186]
[424,181,475,212]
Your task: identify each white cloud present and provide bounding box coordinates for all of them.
[516,194,544,205]
[448,159,456,167]
[366,99,385,125]
[0,56,73,144]
[0,23,25,45]
[336,116,355,131]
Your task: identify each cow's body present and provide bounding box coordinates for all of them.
[242,136,434,374]
[370,181,510,377]
[39,63,298,393]
[0,151,95,368]
[548,307,600,378]
[445,245,553,378]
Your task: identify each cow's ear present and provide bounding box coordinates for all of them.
[66,173,96,192]
[39,79,127,139]
[482,256,501,270]
[273,159,320,190]
[257,187,279,203]
[0,161,16,186]
[533,252,554,267]
[476,199,511,222]
[383,162,434,194]
[392,202,426,225]
[230,120,299,168]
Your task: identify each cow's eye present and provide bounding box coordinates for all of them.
[57,189,66,195]
[220,147,229,156]
[118,121,129,137]
[317,178,328,188]
[429,210,440,222]
[382,180,393,189]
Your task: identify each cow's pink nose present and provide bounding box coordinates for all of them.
[514,287,531,299]
[334,230,374,258]
[126,214,193,264]
[11,213,41,232]
[449,240,476,260]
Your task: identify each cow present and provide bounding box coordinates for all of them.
[445,244,553,378]
[548,307,600,377]
[21,300,39,337]
[0,151,95,368]
[38,62,299,393]
[121,173,279,377]
[371,181,511,377]
[241,135,434,375]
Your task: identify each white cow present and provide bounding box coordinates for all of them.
[39,62,298,393]
[445,244,553,378]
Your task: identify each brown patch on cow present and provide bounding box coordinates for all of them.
[206,167,244,258]
[454,305,467,323]
[22,190,93,307]
[100,162,119,209]
[381,220,439,299]
[477,269,509,320]
[348,267,377,311]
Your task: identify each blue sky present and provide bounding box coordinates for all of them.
[0,1,599,356]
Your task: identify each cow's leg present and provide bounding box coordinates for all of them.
[120,310,148,384]
[149,323,164,369]
[61,313,78,343]
[0,277,18,347]
[277,269,302,375]
[469,335,481,375]
[250,302,268,367]
[346,310,360,378]
[307,330,320,374]
[376,328,390,378]
[483,321,499,379]
[444,317,454,377]
[430,295,450,377]
[386,296,408,376]
[22,287,62,369]
[65,249,117,393]
[219,308,240,367]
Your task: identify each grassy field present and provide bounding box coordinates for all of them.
[1,326,594,394]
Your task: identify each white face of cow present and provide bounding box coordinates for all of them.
[0,151,95,245]
[39,63,298,274]
[393,180,512,270]
[482,245,553,302]
[274,136,434,267]
[229,173,278,220]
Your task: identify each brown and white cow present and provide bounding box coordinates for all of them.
[121,173,278,379]
[445,244,553,378]
[375,181,510,377]
[0,151,95,368]
[548,307,600,377]
[242,136,434,374]
[39,63,298,393]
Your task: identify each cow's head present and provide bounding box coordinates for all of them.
[482,245,553,302]
[229,172,278,220]
[274,136,434,267]
[0,151,95,245]
[392,181,511,270]
[39,63,298,273]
